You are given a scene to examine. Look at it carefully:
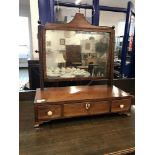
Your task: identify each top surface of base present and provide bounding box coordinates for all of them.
[34,85,131,103]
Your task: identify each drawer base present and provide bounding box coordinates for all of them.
[34,85,132,127]
[34,99,132,127]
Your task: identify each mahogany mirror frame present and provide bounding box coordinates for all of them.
[38,13,115,89]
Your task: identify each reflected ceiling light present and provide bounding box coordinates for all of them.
[75,0,82,5]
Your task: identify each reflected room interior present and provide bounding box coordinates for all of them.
[45,30,110,79]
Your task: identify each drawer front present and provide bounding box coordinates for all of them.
[37,105,61,120]
[111,99,131,112]
[64,101,110,117]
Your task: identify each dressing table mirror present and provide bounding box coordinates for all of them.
[38,13,115,88]
[34,13,132,127]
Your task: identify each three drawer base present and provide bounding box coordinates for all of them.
[34,98,132,127]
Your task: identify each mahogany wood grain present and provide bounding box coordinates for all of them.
[45,13,113,32]
[38,25,45,89]
[64,101,110,117]
[111,99,131,112]
[37,105,61,120]
[34,85,132,126]
[34,85,131,103]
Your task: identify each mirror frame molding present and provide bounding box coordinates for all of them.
[38,13,115,89]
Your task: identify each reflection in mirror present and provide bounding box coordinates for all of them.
[45,30,110,79]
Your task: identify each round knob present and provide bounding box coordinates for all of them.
[120,104,124,109]
[85,103,90,110]
[47,111,53,116]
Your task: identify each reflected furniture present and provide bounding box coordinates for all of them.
[66,45,82,67]
[34,13,132,127]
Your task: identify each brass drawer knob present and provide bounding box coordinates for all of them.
[47,111,53,116]
[120,104,124,109]
[85,103,90,110]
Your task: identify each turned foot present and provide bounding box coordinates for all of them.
[118,112,131,116]
[124,112,131,116]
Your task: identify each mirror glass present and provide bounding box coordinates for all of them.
[45,30,110,79]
